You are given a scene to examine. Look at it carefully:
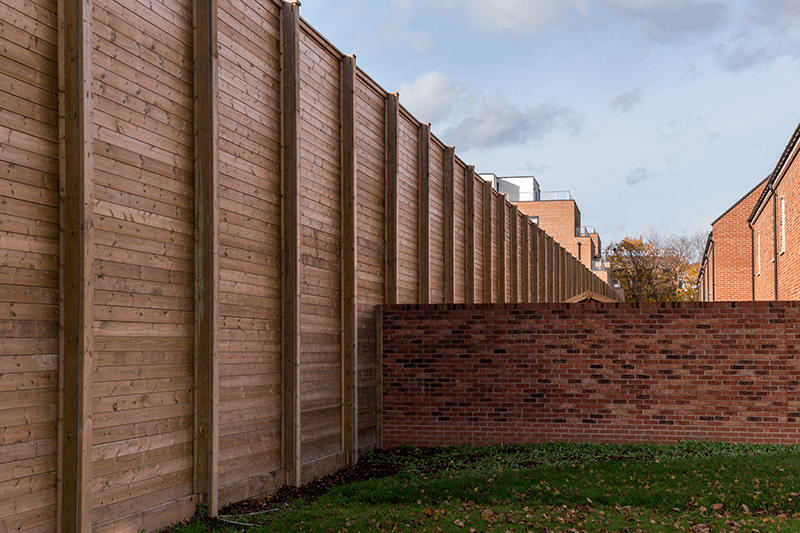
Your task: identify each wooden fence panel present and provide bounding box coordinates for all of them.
[216,0,283,507]
[297,27,344,481]
[354,71,385,452]
[396,110,420,303]
[501,200,510,302]
[453,158,467,303]
[510,206,519,302]
[0,1,59,531]
[0,1,621,529]
[536,227,544,303]
[90,0,197,530]
[491,191,500,302]
[428,138,446,303]
[473,177,485,303]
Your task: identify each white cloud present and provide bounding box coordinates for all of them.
[714,28,782,71]
[379,25,437,53]
[398,71,466,124]
[444,100,584,150]
[747,0,800,20]
[625,167,656,186]
[607,0,728,39]
[700,1,800,71]
[375,2,437,52]
[433,0,590,33]
[610,88,644,112]
[397,0,728,38]
[713,2,800,73]
[657,110,705,141]
[399,71,583,151]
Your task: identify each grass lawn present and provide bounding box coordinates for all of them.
[170,442,800,532]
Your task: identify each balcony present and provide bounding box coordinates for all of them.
[539,191,573,201]
[503,191,539,202]
[576,226,597,237]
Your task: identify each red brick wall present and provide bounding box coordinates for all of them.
[753,197,778,300]
[515,200,587,267]
[382,302,800,447]
[740,131,800,300]
[699,242,714,302]
[776,149,800,299]
[711,181,766,301]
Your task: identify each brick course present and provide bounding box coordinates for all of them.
[702,180,766,301]
[515,200,595,267]
[382,302,800,447]
[754,137,800,300]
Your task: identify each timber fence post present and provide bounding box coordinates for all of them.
[59,0,95,530]
[193,0,220,515]
[418,123,431,304]
[281,0,302,488]
[340,54,358,466]
[384,94,399,305]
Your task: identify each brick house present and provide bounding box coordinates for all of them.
[698,177,768,301]
[750,123,800,300]
[698,122,800,301]
[482,174,615,286]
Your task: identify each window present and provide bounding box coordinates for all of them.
[757,231,761,275]
[781,196,786,254]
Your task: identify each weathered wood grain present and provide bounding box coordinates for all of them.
[465,168,475,303]
[444,146,454,303]
[59,0,94,530]
[193,0,220,516]
[340,54,358,465]
[418,122,430,303]
[281,0,302,489]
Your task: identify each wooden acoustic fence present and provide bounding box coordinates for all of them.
[0,0,621,531]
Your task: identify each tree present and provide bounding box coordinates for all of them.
[606,233,701,302]
[650,230,705,301]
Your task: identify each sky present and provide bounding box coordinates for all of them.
[300,0,800,246]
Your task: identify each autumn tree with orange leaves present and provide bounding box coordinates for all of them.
[606,232,703,302]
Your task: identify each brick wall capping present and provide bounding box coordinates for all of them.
[384,300,800,312]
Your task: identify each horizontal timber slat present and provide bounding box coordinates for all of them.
[0,0,620,531]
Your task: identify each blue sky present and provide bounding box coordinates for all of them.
[300,0,800,246]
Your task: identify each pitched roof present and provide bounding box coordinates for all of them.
[565,290,618,303]
[711,175,769,227]
[748,121,800,224]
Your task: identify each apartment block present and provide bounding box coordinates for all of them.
[482,174,616,286]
